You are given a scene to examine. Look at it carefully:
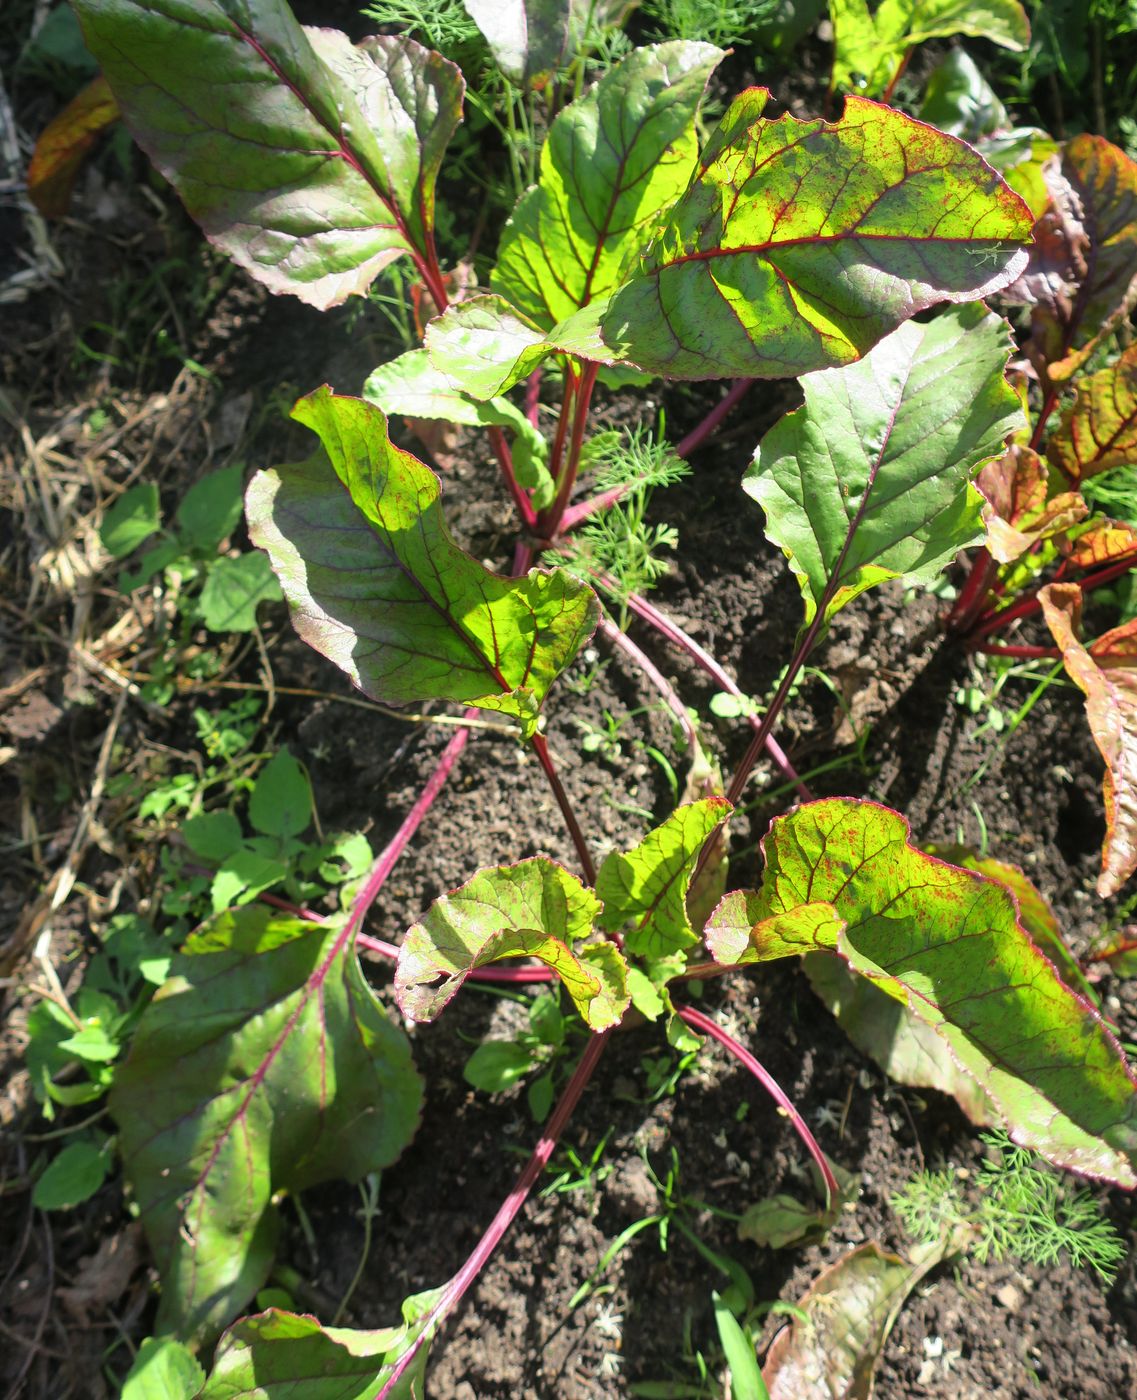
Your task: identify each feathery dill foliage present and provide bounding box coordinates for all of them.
[361,0,482,52]
[892,1131,1126,1283]
[643,0,778,47]
[558,424,691,623]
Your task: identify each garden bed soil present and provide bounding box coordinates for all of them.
[3,35,1137,1400]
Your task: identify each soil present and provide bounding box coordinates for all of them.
[3,15,1137,1400]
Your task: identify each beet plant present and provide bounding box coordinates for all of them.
[71,0,1137,1391]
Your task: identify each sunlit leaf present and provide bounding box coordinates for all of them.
[74,3,464,308]
[555,91,1032,380]
[1047,343,1137,483]
[918,48,1006,141]
[831,0,1028,100]
[396,859,628,1030]
[1067,519,1137,570]
[978,127,1060,219]
[1040,583,1137,900]
[744,305,1022,629]
[492,42,722,329]
[109,907,423,1340]
[977,445,1086,564]
[27,73,119,217]
[708,799,1137,1183]
[762,1241,948,1399]
[363,348,552,505]
[122,1336,205,1400]
[596,798,730,958]
[1003,135,1137,383]
[199,1298,442,1400]
[246,388,597,737]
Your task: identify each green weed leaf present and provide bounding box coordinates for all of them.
[199,553,282,633]
[556,90,1033,380]
[709,799,1137,1184]
[596,798,730,957]
[396,859,629,1030]
[744,304,1022,630]
[32,1139,110,1210]
[101,482,160,559]
[492,41,723,329]
[73,4,464,308]
[121,1337,205,1400]
[246,388,598,736]
[109,907,423,1340]
[175,465,245,552]
[199,1298,441,1400]
[249,748,312,838]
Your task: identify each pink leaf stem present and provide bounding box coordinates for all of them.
[676,1004,838,1211]
[531,732,597,884]
[596,614,696,746]
[675,378,756,460]
[376,1030,611,1398]
[356,932,555,984]
[487,425,538,530]
[613,583,813,802]
[345,717,474,943]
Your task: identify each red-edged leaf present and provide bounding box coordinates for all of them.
[1048,343,1137,483]
[1066,519,1137,571]
[72,3,464,308]
[27,74,119,218]
[555,90,1033,380]
[977,445,1086,563]
[1003,135,1137,383]
[1041,584,1137,898]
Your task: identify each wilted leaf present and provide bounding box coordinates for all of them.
[74,4,464,308]
[709,799,1137,1183]
[246,388,597,736]
[492,42,722,329]
[762,1241,947,1399]
[596,798,730,958]
[109,907,423,1339]
[199,1297,442,1400]
[396,859,629,1030]
[27,73,120,217]
[739,1163,859,1250]
[831,0,1028,100]
[554,90,1033,380]
[1040,583,1137,899]
[977,445,1086,564]
[744,305,1022,629]
[1003,136,1137,383]
[1047,343,1137,483]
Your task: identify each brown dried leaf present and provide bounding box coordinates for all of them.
[57,1222,144,1322]
[1040,583,1137,897]
[977,444,1086,563]
[762,1240,948,1399]
[27,75,120,218]
[1003,136,1137,383]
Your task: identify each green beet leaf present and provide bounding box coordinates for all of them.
[831,0,1028,100]
[492,42,722,329]
[744,304,1022,630]
[463,0,569,83]
[708,799,1137,1184]
[109,906,423,1340]
[596,798,731,959]
[246,388,598,736]
[363,348,553,506]
[73,3,463,309]
[556,90,1033,380]
[396,859,629,1030]
[199,1297,442,1400]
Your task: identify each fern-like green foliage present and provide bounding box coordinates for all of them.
[643,0,779,47]
[557,425,690,623]
[892,1131,1126,1284]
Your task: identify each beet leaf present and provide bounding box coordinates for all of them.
[109,907,423,1340]
[246,388,597,735]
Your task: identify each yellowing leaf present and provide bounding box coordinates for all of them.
[27,74,119,218]
[977,445,1086,564]
[1048,343,1137,483]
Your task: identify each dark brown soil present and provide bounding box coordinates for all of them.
[3,21,1137,1400]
